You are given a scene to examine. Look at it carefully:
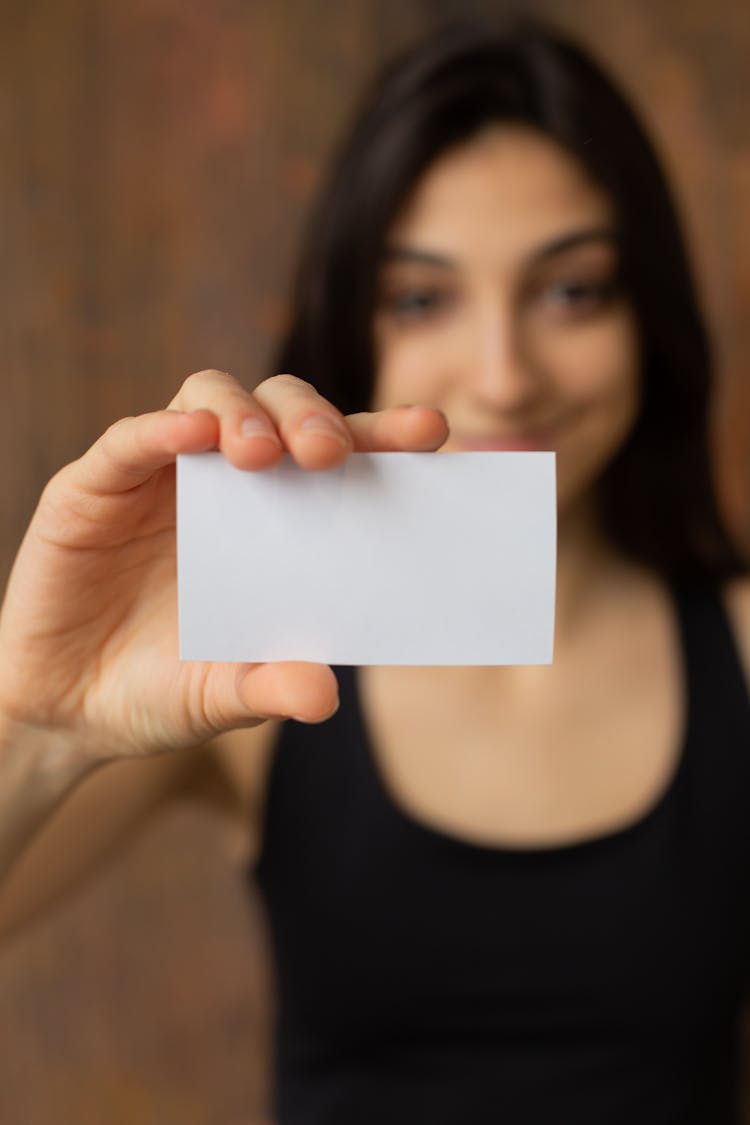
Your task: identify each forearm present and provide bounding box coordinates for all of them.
[0,712,220,943]
[0,714,101,890]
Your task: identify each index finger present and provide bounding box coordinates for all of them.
[62,409,220,497]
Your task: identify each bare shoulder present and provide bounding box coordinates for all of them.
[196,721,280,869]
[723,575,750,688]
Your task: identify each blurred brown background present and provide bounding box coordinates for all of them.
[0,1,748,1122]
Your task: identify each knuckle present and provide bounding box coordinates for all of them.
[177,370,258,416]
[41,463,70,502]
[104,415,133,439]
[180,371,201,396]
[270,373,317,394]
[182,369,230,392]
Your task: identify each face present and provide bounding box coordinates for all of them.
[372,126,640,517]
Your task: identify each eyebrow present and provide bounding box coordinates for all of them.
[381,226,617,270]
[381,246,456,269]
[530,226,617,263]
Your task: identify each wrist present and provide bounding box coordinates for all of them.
[0,711,107,890]
[0,711,103,799]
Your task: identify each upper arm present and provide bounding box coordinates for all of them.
[0,721,279,942]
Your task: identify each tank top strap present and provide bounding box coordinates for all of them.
[667,580,750,890]
[671,580,750,752]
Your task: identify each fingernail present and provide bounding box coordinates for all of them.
[299,414,350,445]
[240,416,281,445]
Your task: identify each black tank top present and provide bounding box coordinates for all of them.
[253,583,750,1124]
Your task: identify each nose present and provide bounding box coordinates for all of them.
[464,301,538,412]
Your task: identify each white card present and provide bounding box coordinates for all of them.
[177,451,556,665]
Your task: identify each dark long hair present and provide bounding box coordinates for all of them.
[274,18,746,582]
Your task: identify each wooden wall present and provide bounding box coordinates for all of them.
[0,1,748,1121]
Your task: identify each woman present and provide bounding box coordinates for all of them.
[1,17,749,1125]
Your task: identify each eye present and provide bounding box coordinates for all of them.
[379,286,454,322]
[535,277,617,316]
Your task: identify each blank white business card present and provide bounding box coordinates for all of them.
[177,451,556,665]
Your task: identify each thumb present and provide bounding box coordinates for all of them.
[203,661,340,730]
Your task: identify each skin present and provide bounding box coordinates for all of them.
[0,370,450,915]
[349,125,748,848]
[373,124,640,524]
[0,374,448,764]
[0,128,654,777]
[353,126,672,846]
[1,124,748,925]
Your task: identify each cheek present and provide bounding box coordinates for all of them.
[371,322,456,411]
[544,313,640,429]
[541,313,641,498]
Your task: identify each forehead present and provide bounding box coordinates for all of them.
[386,125,615,263]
